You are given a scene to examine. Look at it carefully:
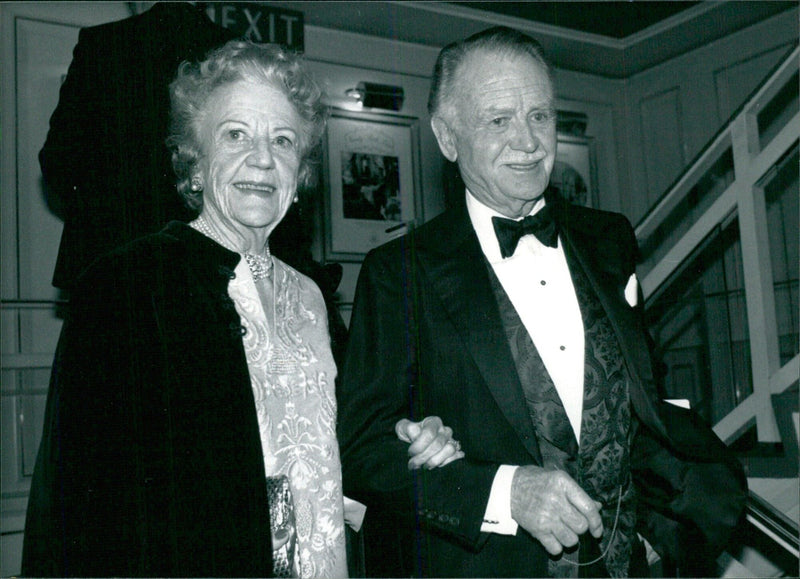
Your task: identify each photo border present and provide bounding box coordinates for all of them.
[323,108,422,262]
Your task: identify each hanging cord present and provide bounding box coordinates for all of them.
[563,485,623,567]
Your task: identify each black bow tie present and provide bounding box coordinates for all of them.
[491,205,558,258]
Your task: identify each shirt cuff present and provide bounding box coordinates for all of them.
[343,496,367,532]
[480,464,519,535]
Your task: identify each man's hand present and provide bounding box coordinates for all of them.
[396,416,465,469]
[510,465,603,555]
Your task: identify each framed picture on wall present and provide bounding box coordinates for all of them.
[551,134,597,208]
[323,109,422,262]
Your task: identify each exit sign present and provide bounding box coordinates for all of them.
[205,3,304,50]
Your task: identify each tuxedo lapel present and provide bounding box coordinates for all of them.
[417,208,542,462]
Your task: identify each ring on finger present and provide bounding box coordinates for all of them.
[446,439,461,452]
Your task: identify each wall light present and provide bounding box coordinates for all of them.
[345,82,404,111]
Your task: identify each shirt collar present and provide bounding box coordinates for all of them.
[465,190,547,263]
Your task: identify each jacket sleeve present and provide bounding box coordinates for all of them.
[632,403,748,576]
[337,243,500,553]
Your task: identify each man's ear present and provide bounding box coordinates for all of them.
[431,116,458,162]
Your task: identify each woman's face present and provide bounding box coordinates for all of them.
[195,78,304,240]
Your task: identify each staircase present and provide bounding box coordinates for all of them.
[635,43,799,576]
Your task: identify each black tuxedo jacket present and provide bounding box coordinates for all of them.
[40,3,235,290]
[338,195,746,577]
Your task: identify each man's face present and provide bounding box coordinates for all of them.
[433,49,557,218]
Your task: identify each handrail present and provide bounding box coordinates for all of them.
[747,493,800,558]
[634,41,799,243]
[0,299,67,309]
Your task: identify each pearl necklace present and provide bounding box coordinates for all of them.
[191,217,273,281]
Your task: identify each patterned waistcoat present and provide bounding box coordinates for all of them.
[486,252,639,578]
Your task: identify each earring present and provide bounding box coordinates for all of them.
[293,194,299,203]
[191,177,203,192]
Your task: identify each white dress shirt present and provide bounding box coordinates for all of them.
[466,191,586,535]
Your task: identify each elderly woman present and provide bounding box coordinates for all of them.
[22,40,460,578]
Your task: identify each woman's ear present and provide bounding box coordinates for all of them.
[431,116,458,163]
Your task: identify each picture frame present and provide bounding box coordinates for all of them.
[323,109,422,262]
[551,134,597,208]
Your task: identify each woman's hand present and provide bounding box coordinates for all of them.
[395,416,465,470]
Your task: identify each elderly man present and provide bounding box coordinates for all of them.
[338,26,746,578]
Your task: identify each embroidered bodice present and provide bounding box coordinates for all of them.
[228,256,347,578]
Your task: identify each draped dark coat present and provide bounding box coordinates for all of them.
[22,223,273,577]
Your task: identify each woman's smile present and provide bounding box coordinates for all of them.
[234,181,277,194]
